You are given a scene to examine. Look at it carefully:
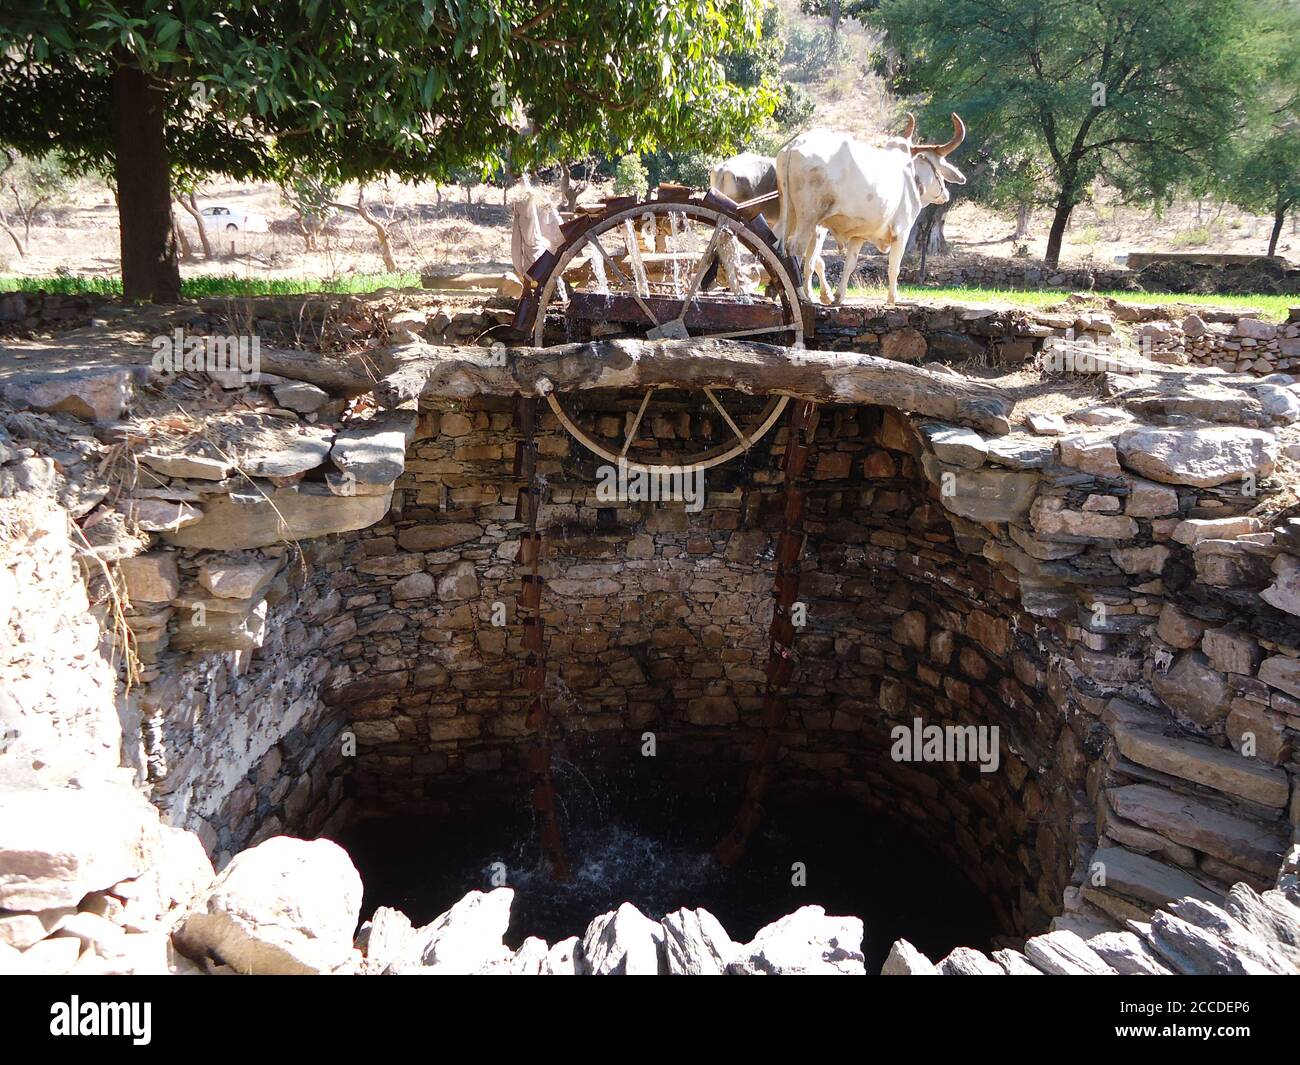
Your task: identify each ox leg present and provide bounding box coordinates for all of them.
[798,229,820,303]
[886,239,905,305]
[836,237,864,305]
[811,228,832,305]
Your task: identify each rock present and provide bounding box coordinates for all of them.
[918,422,987,469]
[436,561,479,601]
[1110,721,1289,807]
[938,946,1003,975]
[118,553,179,604]
[174,837,362,975]
[879,938,938,975]
[238,429,334,479]
[0,786,161,911]
[1235,317,1276,341]
[137,450,231,481]
[197,557,280,600]
[991,948,1043,975]
[1222,883,1300,968]
[1027,413,1066,435]
[1261,554,1300,616]
[1106,784,1288,878]
[393,571,435,600]
[1092,847,1222,910]
[396,522,483,552]
[1117,427,1276,487]
[1152,652,1231,728]
[330,411,415,486]
[920,454,1038,523]
[6,935,81,974]
[1201,628,1261,675]
[119,498,203,532]
[880,326,927,361]
[579,903,664,975]
[542,936,579,975]
[1059,435,1122,476]
[1125,477,1179,518]
[0,907,74,950]
[4,367,134,423]
[660,907,737,975]
[1258,655,1300,699]
[984,436,1055,469]
[1109,545,1169,575]
[1023,930,1114,975]
[402,888,513,974]
[1171,516,1261,546]
[271,381,329,413]
[729,905,864,975]
[1226,702,1288,765]
[358,906,414,974]
[1085,930,1171,975]
[165,485,393,550]
[1030,496,1137,540]
[171,598,267,653]
[1156,604,1206,649]
[1144,908,1283,975]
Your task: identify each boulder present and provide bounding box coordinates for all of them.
[729,905,864,975]
[579,903,665,975]
[0,785,161,911]
[660,907,737,975]
[1085,930,1171,975]
[937,946,1004,975]
[1117,427,1276,487]
[400,888,513,974]
[174,836,362,974]
[4,367,134,423]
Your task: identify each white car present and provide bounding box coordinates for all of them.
[198,205,268,233]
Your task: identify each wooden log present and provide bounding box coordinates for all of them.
[373,336,1015,435]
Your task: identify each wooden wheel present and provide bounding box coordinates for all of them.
[527,192,805,473]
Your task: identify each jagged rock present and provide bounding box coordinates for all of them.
[1023,930,1114,975]
[1110,722,1289,807]
[1163,897,1295,974]
[1092,847,1222,910]
[197,557,280,600]
[991,948,1043,975]
[402,888,514,974]
[137,449,231,480]
[479,936,549,975]
[237,428,334,479]
[920,454,1038,523]
[272,381,329,413]
[1156,603,1207,649]
[0,785,161,910]
[330,411,415,485]
[579,903,665,975]
[660,907,737,975]
[1261,555,1300,616]
[0,907,75,950]
[4,367,135,423]
[170,598,267,652]
[1151,651,1231,728]
[1143,909,1281,975]
[542,936,579,975]
[174,837,362,975]
[1085,930,1172,975]
[357,906,413,974]
[165,484,393,549]
[984,436,1054,469]
[879,938,938,975]
[938,946,1003,974]
[1222,884,1300,967]
[1116,427,1276,487]
[918,422,987,468]
[729,906,864,975]
[118,553,179,604]
[1106,785,1288,878]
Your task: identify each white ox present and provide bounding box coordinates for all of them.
[776,113,967,305]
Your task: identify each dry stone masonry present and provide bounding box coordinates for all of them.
[1,291,1299,974]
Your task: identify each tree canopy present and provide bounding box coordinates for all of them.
[869,0,1261,266]
[0,1,774,299]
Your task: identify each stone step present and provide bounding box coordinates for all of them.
[1089,845,1219,910]
[1106,784,1289,878]
[1111,722,1290,808]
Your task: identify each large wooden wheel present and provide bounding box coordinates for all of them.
[520,188,806,473]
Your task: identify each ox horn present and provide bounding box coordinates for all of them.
[900,112,915,141]
[911,112,967,157]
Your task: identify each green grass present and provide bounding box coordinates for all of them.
[0,272,423,297]
[844,283,1295,322]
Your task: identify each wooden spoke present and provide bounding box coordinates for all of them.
[621,386,656,458]
[703,386,752,449]
[589,234,660,327]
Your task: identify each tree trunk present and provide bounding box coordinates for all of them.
[172,208,192,261]
[559,163,574,211]
[111,64,180,302]
[177,193,213,258]
[0,209,25,256]
[1267,202,1285,258]
[1044,194,1076,269]
[1015,203,1032,239]
[328,188,399,272]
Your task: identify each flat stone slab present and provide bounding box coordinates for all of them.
[921,453,1038,523]
[164,484,393,549]
[1089,846,1220,910]
[1111,722,1290,807]
[330,411,416,486]
[1116,427,1277,487]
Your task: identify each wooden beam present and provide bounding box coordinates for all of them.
[374,336,1015,435]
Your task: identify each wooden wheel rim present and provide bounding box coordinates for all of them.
[533,200,804,474]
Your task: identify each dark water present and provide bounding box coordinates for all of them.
[337,773,1001,971]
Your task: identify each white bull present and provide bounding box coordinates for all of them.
[710,152,831,301]
[509,180,564,291]
[776,113,967,305]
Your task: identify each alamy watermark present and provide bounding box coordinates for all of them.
[151,328,260,381]
[890,716,1000,773]
[595,459,706,513]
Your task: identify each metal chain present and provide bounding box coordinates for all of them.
[715,397,820,867]
[514,396,570,880]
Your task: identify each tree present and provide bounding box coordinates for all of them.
[1217,3,1299,257]
[870,0,1259,267]
[0,1,772,302]
[799,0,877,44]
[0,150,71,256]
